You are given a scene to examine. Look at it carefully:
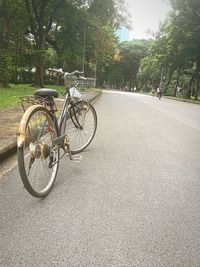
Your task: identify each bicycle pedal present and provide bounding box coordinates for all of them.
[71,155,82,162]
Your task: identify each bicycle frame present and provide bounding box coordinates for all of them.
[57,91,71,134]
[49,80,84,160]
[17,69,84,152]
[56,78,82,132]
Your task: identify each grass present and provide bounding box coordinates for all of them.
[0,84,35,109]
[0,84,65,110]
[0,84,100,110]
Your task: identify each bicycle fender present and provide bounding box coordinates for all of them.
[17,104,43,148]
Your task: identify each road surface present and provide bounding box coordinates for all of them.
[0,91,200,266]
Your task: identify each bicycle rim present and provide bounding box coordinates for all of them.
[64,101,97,154]
[17,106,59,197]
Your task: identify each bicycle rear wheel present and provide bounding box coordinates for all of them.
[64,101,97,154]
[17,106,59,198]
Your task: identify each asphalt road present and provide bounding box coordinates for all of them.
[0,91,200,266]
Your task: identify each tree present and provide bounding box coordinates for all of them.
[24,0,66,87]
[0,0,27,87]
[119,40,150,89]
[101,40,150,89]
[48,2,89,72]
[168,0,200,99]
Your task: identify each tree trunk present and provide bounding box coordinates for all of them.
[164,66,175,93]
[186,71,195,99]
[195,58,200,100]
[173,68,180,97]
[0,77,9,88]
[0,52,9,88]
[34,36,46,88]
[34,53,44,88]
[14,43,20,84]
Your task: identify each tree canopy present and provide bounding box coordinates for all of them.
[0,0,126,87]
[0,0,199,99]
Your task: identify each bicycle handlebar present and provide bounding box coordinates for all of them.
[48,68,84,77]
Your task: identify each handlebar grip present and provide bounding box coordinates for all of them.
[79,75,86,80]
[73,70,84,75]
[48,68,84,77]
[48,68,63,74]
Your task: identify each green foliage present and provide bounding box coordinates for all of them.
[101,40,150,89]
[0,0,199,99]
[134,0,200,98]
[0,0,29,86]
[0,0,127,87]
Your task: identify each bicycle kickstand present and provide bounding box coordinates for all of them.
[64,136,82,163]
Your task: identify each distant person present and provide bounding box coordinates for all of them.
[176,86,182,97]
[156,86,160,96]
[157,87,162,99]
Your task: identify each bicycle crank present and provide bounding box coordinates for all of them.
[64,135,82,162]
[64,135,75,160]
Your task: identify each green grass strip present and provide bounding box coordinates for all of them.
[0,84,65,110]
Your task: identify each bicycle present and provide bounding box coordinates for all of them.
[17,68,98,198]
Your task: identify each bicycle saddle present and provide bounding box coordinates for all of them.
[34,88,58,98]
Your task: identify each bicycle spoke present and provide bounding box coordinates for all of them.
[18,106,59,197]
[63,102,97,153]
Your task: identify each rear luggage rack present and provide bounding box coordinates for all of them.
[20,95,57,113]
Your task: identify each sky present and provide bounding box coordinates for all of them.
[127,0,171,39]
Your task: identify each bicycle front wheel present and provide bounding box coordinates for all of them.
[17,106,59,198]
[64,101,97,154]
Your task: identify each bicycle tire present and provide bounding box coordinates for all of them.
[17,105,60,198]
[63,101,97,154]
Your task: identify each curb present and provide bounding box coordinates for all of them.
[0,139,17,162]
[163,96,200,105]
[137,91,200,105]
[89,89,102,104]
[0,90,102,163]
